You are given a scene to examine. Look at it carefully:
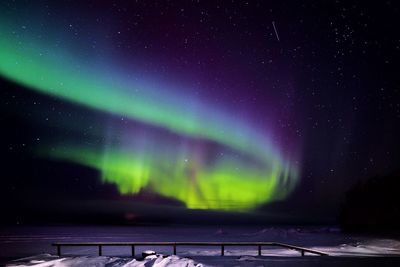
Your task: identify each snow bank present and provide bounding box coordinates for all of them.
[7,254,205,267]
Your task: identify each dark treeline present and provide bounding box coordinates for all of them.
[340,169,400,233]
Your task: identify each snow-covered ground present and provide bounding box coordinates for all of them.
[1,226,400,266]
[7,254,204,267]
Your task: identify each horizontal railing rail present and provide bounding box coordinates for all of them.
[52,241,328,257]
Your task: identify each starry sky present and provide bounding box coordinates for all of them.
[0,0,399,224]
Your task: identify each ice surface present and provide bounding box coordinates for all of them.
[1,226,400,266]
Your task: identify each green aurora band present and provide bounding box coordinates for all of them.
[0,20,299,211]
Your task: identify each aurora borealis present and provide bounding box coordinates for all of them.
[0,5,299,211]
[1,0,400,224]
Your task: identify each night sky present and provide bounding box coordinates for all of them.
[1,0,399,225]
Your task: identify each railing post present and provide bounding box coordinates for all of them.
[99,245,102,256]
[301,250,304,256]
[131,245,135,257]
[221,244,224,256]
[173,243,176,255]
[258,245,261,256]
[57,245,61,256]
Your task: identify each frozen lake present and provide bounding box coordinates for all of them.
[1,225,400,266]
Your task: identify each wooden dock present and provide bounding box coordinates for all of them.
[52,241,328,257]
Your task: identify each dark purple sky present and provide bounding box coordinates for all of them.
[0,0,399,224]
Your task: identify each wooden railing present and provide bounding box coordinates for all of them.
[52,241,328,257]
